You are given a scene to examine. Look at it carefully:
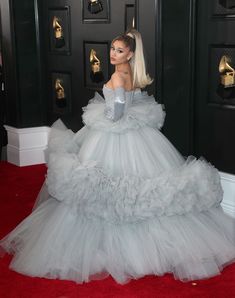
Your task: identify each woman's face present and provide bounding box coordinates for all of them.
[110,40,133,65]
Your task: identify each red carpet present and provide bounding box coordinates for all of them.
[0,161,235,298]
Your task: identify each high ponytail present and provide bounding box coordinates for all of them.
[126,29,153,89]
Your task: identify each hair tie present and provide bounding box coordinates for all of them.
[126,32,135,40]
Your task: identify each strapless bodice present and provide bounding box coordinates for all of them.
[102,85,137,115]
[82,86,166,133]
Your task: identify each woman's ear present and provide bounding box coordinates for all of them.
[127,51,134,61]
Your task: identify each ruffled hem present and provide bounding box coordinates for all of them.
[46,151,223,223]
[1,201,235,284]
[82,91,166,133]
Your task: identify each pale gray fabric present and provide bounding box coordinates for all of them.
[1,86,235,285]
[104,86,128,121]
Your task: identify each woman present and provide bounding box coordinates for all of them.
[1,29,235,284]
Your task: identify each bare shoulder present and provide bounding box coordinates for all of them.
[111,72,125,88]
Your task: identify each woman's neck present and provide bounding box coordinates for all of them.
[115,62,131,74]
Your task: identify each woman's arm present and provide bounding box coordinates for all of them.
[110,73,126,121]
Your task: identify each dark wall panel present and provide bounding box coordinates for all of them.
[161,0,196,156]
[0,0,46,128]
[194,0,235,174]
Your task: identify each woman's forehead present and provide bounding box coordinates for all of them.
[112,40,129,49]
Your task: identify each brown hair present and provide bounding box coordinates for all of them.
[111,34,136,53]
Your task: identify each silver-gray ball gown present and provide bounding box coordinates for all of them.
[1,85,235,284]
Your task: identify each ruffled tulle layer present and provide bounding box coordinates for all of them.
[82,91,166,133]
[46,152,223,223]
[39,118,223,223]
[47,118,186,177]
[1,200,235,284]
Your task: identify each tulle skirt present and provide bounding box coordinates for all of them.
[1,93,235,284]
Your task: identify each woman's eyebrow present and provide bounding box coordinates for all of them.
[112,47,124,50]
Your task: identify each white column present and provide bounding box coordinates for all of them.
[4,125,50,166]
[220,171,235,218]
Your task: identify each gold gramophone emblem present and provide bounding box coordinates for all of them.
[90,49,101,73]
[53,17,63,39]
[88,0,103,14]
[55,79,65,100]
[52,16,65,48]
[219,55,235,88]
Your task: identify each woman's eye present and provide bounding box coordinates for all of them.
[110,47,123,53]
